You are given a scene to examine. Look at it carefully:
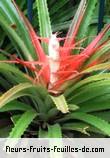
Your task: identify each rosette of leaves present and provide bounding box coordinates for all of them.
[0,0,110,138]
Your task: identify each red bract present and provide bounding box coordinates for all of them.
[3,23,110,94]
[30,25,110,91]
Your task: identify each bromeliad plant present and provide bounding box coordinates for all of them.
[0,0,110,138]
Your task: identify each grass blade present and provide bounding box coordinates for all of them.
[36,0,52,53]
[9,110,37,138]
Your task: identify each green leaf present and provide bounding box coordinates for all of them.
[51,95,69,113]
[59,112,110,136]
[48,124,62,138]
[77,0,97,41]
[68,80,110,104]
[65,73,110,98]
[38,128,49,138]
[0,83,36,108]
[0,0,36,60]
[62,122,90,135]
[92,111,110,122]
[11,114,21,125]
[0,63,30,84]
[64,0,86,48]
[82,62,110,73]
[9,110,37,138]
[0,18,33,61]
[78,101,110,112]
[52,21,71,32]
[0,100,32,112]
[47,108,59,120]
[62,122,104,135]
[50,0,70,15]
[0,81,49,113]
[0,76,10,89]
[52,6,76,23]
[48,124,63,158]
[85,41,110,66]
[84,25,97,46]
[36,0,52,53]
[68,104,79,111]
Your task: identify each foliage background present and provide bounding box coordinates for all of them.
[0,0,110,138]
